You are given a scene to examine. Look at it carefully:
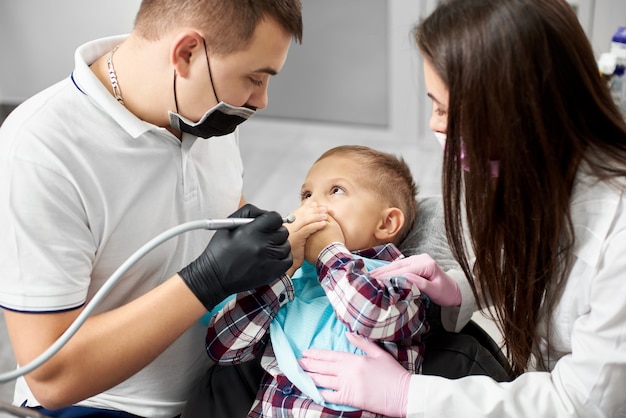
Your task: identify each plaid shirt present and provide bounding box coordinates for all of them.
[206,243,428,417]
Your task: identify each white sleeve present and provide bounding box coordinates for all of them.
[406,226,626,417]
[406,372,579,417]
[0,158,94,311]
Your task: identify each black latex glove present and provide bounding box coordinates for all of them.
[179,204,292,311]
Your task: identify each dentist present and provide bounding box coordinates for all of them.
[0,1,302,416]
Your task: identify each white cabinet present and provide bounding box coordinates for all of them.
[567,0,626,56]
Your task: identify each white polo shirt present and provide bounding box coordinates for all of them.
[0,35,244,417]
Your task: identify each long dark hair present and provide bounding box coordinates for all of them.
[415,0,626,376]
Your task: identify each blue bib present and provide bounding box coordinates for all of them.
[270,257,389,411]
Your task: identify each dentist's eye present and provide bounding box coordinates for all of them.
[250,77,264,87]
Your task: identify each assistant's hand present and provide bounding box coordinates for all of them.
[299,332,410,417]
[369,254,461,307]
[178,204,292,310]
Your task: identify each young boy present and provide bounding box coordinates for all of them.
[205,145,428,417]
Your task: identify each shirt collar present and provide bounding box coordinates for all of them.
[354,243,404,262]
[71,35,165,139]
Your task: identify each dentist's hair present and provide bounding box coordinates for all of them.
[134,0,302,53]
[415,0,626,377]
[316,145,419,245]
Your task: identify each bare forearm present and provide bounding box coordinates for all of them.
[5,275,205,409]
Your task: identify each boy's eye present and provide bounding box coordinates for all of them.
[300,191,312,200]
[331,186,345,195]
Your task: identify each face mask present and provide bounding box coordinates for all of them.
[168,102,255,139]
[433,132,500,177]
[434,132,447,148]
[169,38,256,139]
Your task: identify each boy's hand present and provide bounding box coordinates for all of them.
[286,202,328,275]
[304,213,344,264]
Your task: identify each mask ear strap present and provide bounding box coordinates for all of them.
[202,38,220,103]
[173,69,180,113]
[172,36,216,115]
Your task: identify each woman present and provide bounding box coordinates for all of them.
[298,0,626,416]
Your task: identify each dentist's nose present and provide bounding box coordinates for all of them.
[246,87,269,110]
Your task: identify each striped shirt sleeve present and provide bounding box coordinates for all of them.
[205,275,293,364]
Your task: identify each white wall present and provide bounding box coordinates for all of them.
[0,0,623,140]
[261,0,390,127]
[0,0,140,102]
[568,0,626,56]
[0,0,424,142]
[590,1,626,54]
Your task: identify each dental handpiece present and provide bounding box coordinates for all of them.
[203,213,295,230]
[0,212,297,385]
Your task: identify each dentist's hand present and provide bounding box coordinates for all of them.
[370,254,461,307]
[299,332,410,417]
[178,204,292,310]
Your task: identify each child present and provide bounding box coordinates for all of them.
[205,145,428,417]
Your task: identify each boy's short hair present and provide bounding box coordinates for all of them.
[316,145,419,245]
[134,0,303,54]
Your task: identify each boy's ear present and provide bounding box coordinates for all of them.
[374,207,404,242]
[170,30,204,78]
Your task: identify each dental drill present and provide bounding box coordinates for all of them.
[205,213,295,229]
[0,214,295,384]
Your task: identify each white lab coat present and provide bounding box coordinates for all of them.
[407,170,626,417]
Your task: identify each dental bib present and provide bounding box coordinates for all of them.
[270,257,389,411]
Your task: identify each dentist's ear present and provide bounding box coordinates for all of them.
[170,30,205,78]
[374,207,404,242]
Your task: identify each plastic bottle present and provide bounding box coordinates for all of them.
[598,52,617,81]
[609,27,626,119]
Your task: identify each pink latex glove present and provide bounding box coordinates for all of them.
[369,254,461,307]
[298,332,410,417]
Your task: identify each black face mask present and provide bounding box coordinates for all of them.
[168,38,256,139]
[168,101,255,139]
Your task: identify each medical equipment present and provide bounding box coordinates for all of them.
[205,213,295,229]
[601,27,626,119]
[0,214,294,385]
